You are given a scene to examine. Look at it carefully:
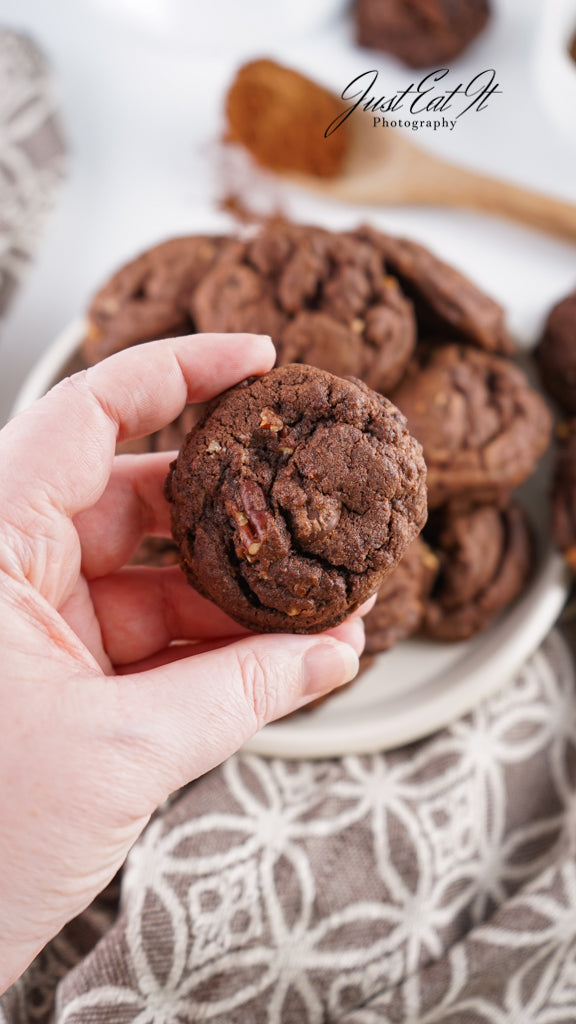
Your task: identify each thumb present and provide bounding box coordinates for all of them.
[116,627,361,798]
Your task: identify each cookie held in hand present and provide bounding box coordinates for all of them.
[165,364,427,633]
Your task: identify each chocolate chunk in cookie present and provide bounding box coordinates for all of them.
[192,222,416,395]
[364,537,438,655]
[536,289,576,414]
[82,235,226,364]
[391,345,552,507]
[354,0,491,68]
[165,364,427,633]
[355,228,513,355]
[421,501,533,641]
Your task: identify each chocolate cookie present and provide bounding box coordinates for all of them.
[535,289,576,414]
[551,420,576,575]
[354,0,491,68]
[364,537,437,655]
[82,235,226,364]
[192,222,416,395]
[391,345,552,507]
[355,228,513,355]
[421,501,533,641]
[165,364,427,634]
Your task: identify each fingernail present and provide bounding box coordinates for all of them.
[302,640,359,697]
[328,617,366,657]
[345,618,366,656]
[254,334,274,350]
[356,593,377,617]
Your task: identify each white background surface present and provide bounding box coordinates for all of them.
[0,0,575,424]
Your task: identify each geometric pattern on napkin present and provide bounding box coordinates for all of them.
[3,629,575,1023]
[0,30,66,319]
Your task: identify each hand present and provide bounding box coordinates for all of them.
[0,333,365,991]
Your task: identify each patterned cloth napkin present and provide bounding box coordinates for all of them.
[2,26,576,1024]
[0,29,65,321]
[1,629,576,1024]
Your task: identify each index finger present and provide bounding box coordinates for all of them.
[0,332,274,520]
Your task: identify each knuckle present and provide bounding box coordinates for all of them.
[51,370,87,395]
[52,371,119,434]
[237,648,277,730]
[49,371,93,414]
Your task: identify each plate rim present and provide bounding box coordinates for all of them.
[243,559,569,758]
[10,318,87,418]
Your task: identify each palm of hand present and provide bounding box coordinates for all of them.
[0,334,363,992]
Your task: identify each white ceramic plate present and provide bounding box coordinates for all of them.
[11,319,570,759]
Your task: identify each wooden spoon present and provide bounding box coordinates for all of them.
[290,114,576,244]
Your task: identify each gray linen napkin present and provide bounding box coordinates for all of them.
[2,628,576,1024]
[0,29,65,318]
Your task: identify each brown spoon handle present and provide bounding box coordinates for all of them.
[400,154,576,244]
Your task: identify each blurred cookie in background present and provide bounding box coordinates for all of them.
[354,0,491,67]
[421,500,533,642]
[536,287,576,415]
[355,228,513,355]
[552,419,576,577]
[192,222,417,394]
[363,537,438,655]
[391,344,552,507]
[82,235,227,364]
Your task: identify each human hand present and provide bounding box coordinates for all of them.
[0,333,366,991]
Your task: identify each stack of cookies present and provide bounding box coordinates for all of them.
[81,221,553,655]
[536,289,576,577]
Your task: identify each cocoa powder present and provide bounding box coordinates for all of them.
[224,58,349,179]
